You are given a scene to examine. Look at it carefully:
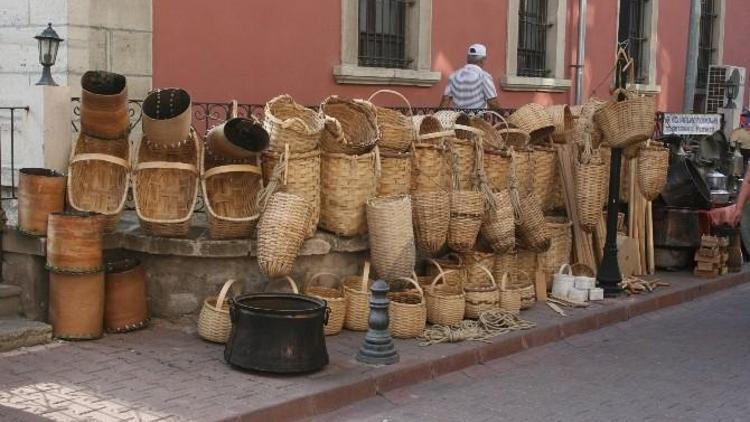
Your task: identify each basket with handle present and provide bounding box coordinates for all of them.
[594,88,656,149]
[425,254,466,287]
[412,191,450,255]
[497,272,521,315]
[264,94,324,154]
[536,216,572,281]
[514,270,536,309]
[434,110,479,141]
[484,110,531,149]
[470,115,502,149]
[305,272,346,336]
[412,115,453,145]
[507,103,554,143]
[412,142,451,193]
[511,157,550,252]
[368,89,415,152]
[366,195,416,281]
[531,139,557,211]
[637,139,669,201]
[388,276,427,338]
[460,250,495,285]
[257,192,311,278]
[570,262,596,277]
[546,104,574,144]
[573,97,607,148]
[492,250,516,284]
[319,150,378,236]
[480,189,515,254]
[576,142,607,232]
[378,148,412,196]
[483,146,512,192]
[197,279,238,343]
[424,270,465,326]
[447,136,478,191]
[343,261,372,331]
[463,265,498,319]
[320,96,379,155]
[448,190,483,253]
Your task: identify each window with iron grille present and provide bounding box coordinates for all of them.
[696,0,717,90]
[358,0,410,69]
[618,0,649,84]
[517,0,550,78]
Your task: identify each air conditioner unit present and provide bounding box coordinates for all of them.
[705,65,746,134]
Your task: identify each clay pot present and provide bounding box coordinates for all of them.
[104,258,149,333]
[49,271,105,340]
[17,168,66,236]
[46,211,104,273]
[80,71,130,140]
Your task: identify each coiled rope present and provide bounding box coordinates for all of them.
[417,309,535,346]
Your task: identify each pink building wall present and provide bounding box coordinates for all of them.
[153,0,749,111]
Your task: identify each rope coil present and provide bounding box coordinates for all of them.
[417,309,535,346]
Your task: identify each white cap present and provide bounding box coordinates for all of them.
[468,43,487,58]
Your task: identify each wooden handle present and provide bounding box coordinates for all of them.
[284,276,300,294]
[360,261,371,291]
[215,279,238,311]
[202,164,261,179]
[71,153,131,170]
[307,272,342,291]
[393,276,424,299]
[475,265,497,288]
[135,161,198,174]
[367,89,413,117]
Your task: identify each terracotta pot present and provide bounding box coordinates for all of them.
[46,211,104,273]
[49,271,105,340]
[80,71,129,140]
[142,88,192,147]
[206,117,269,160]
[104,258,148,333]
[17,168,66,236]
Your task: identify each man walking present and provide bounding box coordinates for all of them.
[439,43,501,110]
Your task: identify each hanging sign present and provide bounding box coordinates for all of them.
[663,113,722,135]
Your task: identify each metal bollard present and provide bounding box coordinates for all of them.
[356,279,399,365]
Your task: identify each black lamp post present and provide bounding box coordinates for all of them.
[34,23,63,86]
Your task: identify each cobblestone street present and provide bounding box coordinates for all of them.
[311,282,750,422]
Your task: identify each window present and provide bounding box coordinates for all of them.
[517,0,550,78]
[503,0,570,92]
[335,0,440,86]
[694,0,725,111]
[616,0,659,92]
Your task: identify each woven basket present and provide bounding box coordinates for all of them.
[67,133,130,233]
[448,137,477,190]
[367,195,416,281]
[536,216,572,280]
[319,150,378,236]
[573,98,607,148]
[481,189,515,254]
[463,265,498,319]
[493,251,516,284]
[133,129,200,238]
[305,273,346,336]
[448,190,483,253]
[484,147,512,191]
[202,154,262,240]
[434,110,479,141]
[320,96,379,155]
[497,272,521,315]
[513,189,550,253]
[412,115,453,144]
[531,143,557,211]
[264,94,324,153]
[496,122,531,149]
[547,105,574,144]
[460,250,495,285]
[424,270,465,326]
[637,140,669,201]
[388,276,426,338]
[516,270,536,309]
[514,249,538,282]
[412,191,450,255]
[368,89,415,152]
[469,113,502,149]
[594,89,656,148]
[576,148,607,232]
[197,279,237,343]
[425,254,466,287]
[378,149,412,197]
[257,192,311,278]
[412,142,451,193]
[513,148,534,194]
[262,148,320,237]
[508,103,554,143]
[343,261,372,331]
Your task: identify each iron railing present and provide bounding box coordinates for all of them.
[0,106,29,201]
[358,0,410,69]
[517,0,550,78]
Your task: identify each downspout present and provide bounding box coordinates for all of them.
[683,0,701,112]
[575,0,588,105]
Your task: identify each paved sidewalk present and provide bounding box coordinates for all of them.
[310,282,750,422]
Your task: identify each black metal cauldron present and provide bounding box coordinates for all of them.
[224,293,329,374]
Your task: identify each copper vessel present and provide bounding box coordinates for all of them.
[17,168,65,236]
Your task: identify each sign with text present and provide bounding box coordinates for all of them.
[663,113,722,135]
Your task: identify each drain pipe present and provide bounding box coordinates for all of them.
[575,0,588,105]
[683,0,701,113]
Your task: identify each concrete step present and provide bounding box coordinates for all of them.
[0,283,22,318]
[0,319,51,352]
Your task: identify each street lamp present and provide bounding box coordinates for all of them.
[34,23,63,86]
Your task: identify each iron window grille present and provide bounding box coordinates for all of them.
[517,0,551,78]
[358,0,411,69]
[696,0,717,90]
[618,0,649,84]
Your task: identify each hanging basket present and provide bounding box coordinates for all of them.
[67,133,130,233]
[378,149,412,197]
[515,270,536,309]
[197,279,238,344]
[366,195,416,281]
[412,191,450,255]
[531,142,557,211]
[343,261,372,331]
[575,147,607,232]
[481,189,515,254]
[434,110,479,141]
[448,190,483,253]
[257,192,311,278]
[483,147,512,192]
[536,216,572,279]
[547,104,574,144]
[320,96,379,155]
[264,94,324,153]
[388,276,426,339]
[497,272,521,315]
[412,142,451,192]
[594,89,656,148]
[508,103,554,143]
[319,150,378,236]
[637,140,669,201]
[513,189,550,253]
[424,269,465,326]
[305,273,346,336]
[368,89,415,153]
[463,265,498,319]
[425,254,466,287]
[448,137,478,190]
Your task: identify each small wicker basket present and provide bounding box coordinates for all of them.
[463,265,498,319]
[197,279,237,343]
[388,276,427,339]
[368,89,415,153]
[424,269,465,326]
[305,273,346,336]
[343,261,372,331]
[497,272,521,315]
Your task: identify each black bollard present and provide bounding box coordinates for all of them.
[356,279,399,365]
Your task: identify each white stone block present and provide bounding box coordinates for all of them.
[110,31,152,76]
[29,0,69,25]
[589,288,604,301]
[68,0,152,31]
[0,0,29,26]
[65,26,107,74]
[567,287,589,302]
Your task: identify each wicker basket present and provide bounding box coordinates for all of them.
[367,195,416,281]
[497,272,521,315]
[516,270,536,309]
[305,273,346,336]
[434,110,480,141]
[388,276,427,338]
[412,191,450,255]
[67,133,130,233]
[448,137,477,190]
[536,216,572,282]
[573,98,607,148]
[412,142,451,193]
[513,189,550,253]
[637,140,669,201]
[470,116,502,149]
[378,149,412,196]
[424,270,465,326]
[515,249,538,282]
[343,261,372,331]
[368,89,415,152]
[319,150,377,236]
[133,129,200,237]
[448,190,483,253]
[460,250,495,285]
[202,154,262,240]
[264,94,324,153]
[320,96,379,155]
[531,144,557,211]
[257,192,311,278]
[547,104,574,144]
[479,111,530,149]
[493,251,516,284]
[508,103,554,143]
[197,279,237,343]
[412,115,453,144]
[463,265,498,319]
[512,148,534,194]
[594,89,656,148]
[262,148,320,237]
[576,147,607,232]
[425,254,466,287]
[481,189,515,254]
[496,122,531,149]
[484,147,512,191]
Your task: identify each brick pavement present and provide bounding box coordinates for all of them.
[309,282,750,422]
[0,269,747,422]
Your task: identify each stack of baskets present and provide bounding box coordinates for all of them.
[369,90,415,197]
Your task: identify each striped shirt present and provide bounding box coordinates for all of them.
[443,64,498,109]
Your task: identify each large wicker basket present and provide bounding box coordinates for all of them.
[257,192,311,278]
[367,195,416,281]
[424,270,465,326]
[319,150,378,236]
[481,189,515,254]
[378,148,412,196]
[531,143,558,211]
[576,147,607,232]
[197,279,237,343]
[512,148,534,194]
[264,94,324,153]
[343,261,372,331]
[67,133,130,233]
[508,103,554,143]
[547,104,574,144]
[133,129,200,238]
[513,189,550,253]
[484,147,512,191]
[368,89,415,152]
[448,190,483,253]
[425,254,466,287]
[594,89,656,148]
[463,265,498,319]
[448,137,477,190]
[412,142,451,193]
[305,272,346,336]
[412,191,450,255]
[637,140,669,201]
[388,276,427,339]
[320,96,379,155]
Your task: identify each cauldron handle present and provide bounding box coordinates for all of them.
[230,303,238,323]
[324,306,330,326]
